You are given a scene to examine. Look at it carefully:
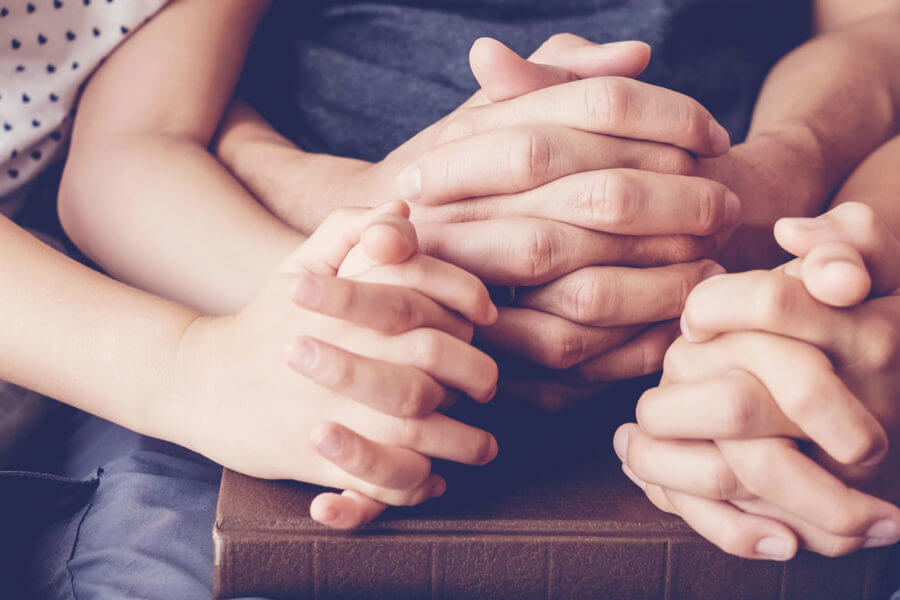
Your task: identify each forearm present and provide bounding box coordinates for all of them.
[828,134,900,238]
[214,101,374,234]
[60,134,302,314]
[743,12,900,214]
[0,217,195,441]
[60,0,298,314]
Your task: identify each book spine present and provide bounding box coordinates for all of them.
[213,531,891,600]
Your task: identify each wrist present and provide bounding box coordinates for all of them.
[165,313,228,453]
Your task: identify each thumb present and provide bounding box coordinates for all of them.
[785,242,872,308]
[469,35,651,103]
[279,201,413,276]
[775,202,900,298]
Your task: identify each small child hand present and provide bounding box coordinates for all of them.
[614,202,900,560]
[172,203,499,527]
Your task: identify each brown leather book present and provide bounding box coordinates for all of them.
[213,378,897,599]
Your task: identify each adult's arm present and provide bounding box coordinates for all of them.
[705,0,900,269]
[58,0,303,315]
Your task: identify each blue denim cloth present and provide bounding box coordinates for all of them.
[18,413,266,600]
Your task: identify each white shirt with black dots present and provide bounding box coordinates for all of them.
[0,0,168,209]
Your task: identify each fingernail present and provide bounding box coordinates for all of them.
[723,191,741,226]
[779,217,824,231]
[430,478,447,498]
[612,429,628,461]
[287,339,318,371]
[314,427,344,459]
[866,519,900,539]
[396,165,421,202]
[701,261,726,281]
[755,537,793,561]
[621,463,646,490]
[709,121,730,155]
[863,536,900,548]
[293,274,324,308]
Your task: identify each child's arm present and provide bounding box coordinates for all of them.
[58,0,302,315]
[0,204,499,513]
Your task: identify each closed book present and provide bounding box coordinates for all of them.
[213,378,896,599]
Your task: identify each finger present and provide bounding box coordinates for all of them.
[417,218,713,286]
[434,76,730,158]
[576,320,681,382]
[614,423,754,501]
[663,332,889,466]
[680,270,861,358]
[400,126,700,206]
[310,490,388,529]
[311,422,432,490]
[719,438,900,541]
[421,168,739,234]
[349,473,446,508]
[636,369,803,440]
[390,328,498,403]
[348,411,499,466]
[519,260,724,327]
[463,35,650,109]
[291,272,473,340]
[775,202,900,295]
[471,36,650,103]
[799,242,871,307]
[280,204,411,275]
[352,253,499,326]
[732,497,899,556]
[663,488,798,561]
[286,337,446,418]
[476,306,640,369]
[359,210,419,265]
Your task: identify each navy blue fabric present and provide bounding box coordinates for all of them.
[21,415,225,599]
[243,0,811,163]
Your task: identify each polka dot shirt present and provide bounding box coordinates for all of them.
[0,0,168,209]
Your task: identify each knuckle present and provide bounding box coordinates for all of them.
[731,447,778,498]
[515,226,555,282]
[507,129,554,190]
[386,293,418,334]
[568,274,604,323]
[548,327,588,369]
[753,274,796,330]
[661,337,690,378]
[780,356,835,424]
[397,378,431,418]
[858,318,900,372]
[586,78,629,128]
[709,463,741,500]
[397,418,425,449]
[594,171,637,228]
[413,331,445,369]
[717,382,759,436]
[326,353,355,389]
